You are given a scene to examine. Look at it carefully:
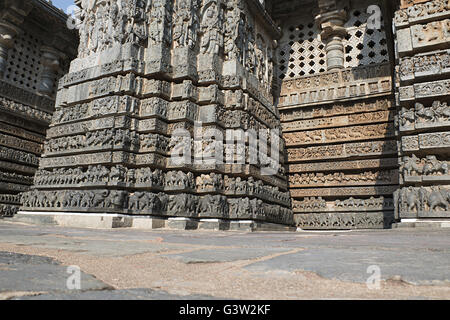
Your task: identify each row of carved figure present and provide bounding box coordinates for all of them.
[395,0,450,24]
[280,99,391,123]
[399,102,450,127]
[0,204,18,217]
[0,194,21,204]
[45,129,140,153]
[21,190,293,224]
[296,212,390,229]
[400,154,449,177]
[0,171,34,185]
[287,141,399,161]
[76,0,274,91]
[398,186,450,212]
[290,170,396,185]
[0,97,52,123]
[0,146,39,166]
[285,123,394,145]
[33,166,290,205]
[400,50,450,77]
[293,196,394,212]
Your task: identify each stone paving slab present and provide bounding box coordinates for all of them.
[163,247,293,264]
[245,247,450,285]
[0,252,111,293]
[0,222,449,299]
[13,288,219,300]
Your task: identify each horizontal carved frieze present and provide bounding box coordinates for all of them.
[399,101,450,132]
[21,190,292,225]
[282,110,393,132]
[0,113,46,136]
[0,133,43,155]
[293,196,394,213]
[289,170,399,188]
[0,170,33,185]
[0,80,54,113]
[400,154,449,183]
[52,96,138,126]
[279,63,392,107]
[44,129,140,156]
[0,182,29,193]
[399,49,450,83]
[0,121,45,144]
[396,19,450,56]
[289,158,399,173]
[39,152,120,168]
[0,146,39,166]
[295,211,393,230]
[47,116,132,139]
[0,204,19,217]
[399,79,450,102]
[283,123,395,147]
[290,185,398,198]
[395,0,450,28]
[59,58,145,89]
[397,186,450,218]
[0,160,36,175]
[33,167,290,207]
[401,132,450,152]
[287,140,399,162]
[0,194,21,205]
[0,97,51,124]
[279,98,393,122]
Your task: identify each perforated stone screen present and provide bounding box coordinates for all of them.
[277,18,326,81]
[3,31,43,93]
[343,8,389,68]
[276,5,390,83]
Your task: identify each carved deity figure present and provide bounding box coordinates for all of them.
[200,0,223,54]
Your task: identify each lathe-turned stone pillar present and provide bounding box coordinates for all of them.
[315,2,347,71]
[0,22,19,78]
[38,46,64,97]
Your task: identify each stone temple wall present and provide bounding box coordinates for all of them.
[394,0,450,221]
[19,0,293,230]
[273,0,399,229]
[4,0,450,230]
[0,0,77,217]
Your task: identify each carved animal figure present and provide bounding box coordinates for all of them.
[415,102,436,122]
[405,189,420,212]
[422,156,449,175]
[400,155,422,176]
[427,188,449,211]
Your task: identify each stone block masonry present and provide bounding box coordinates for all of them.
[0,0,77,217]
[19,0,294,229]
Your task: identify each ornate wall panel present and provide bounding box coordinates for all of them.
[274,0,397,229]
[20,0,294,228]
[394,0,450,221]
[0,0,77,217]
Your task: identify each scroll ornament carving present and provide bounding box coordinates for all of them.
[395,0,450,25]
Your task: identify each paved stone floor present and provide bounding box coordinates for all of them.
[0,220,449,300]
